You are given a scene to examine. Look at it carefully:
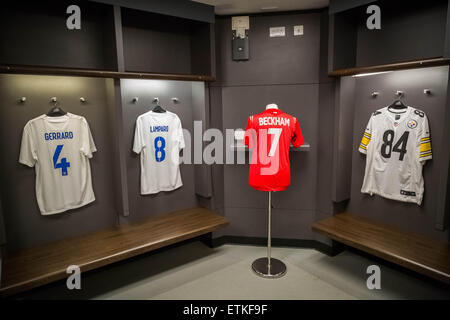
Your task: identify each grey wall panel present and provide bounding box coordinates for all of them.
[119,79,198,223]
[445,0,450,58]
[212,11,327,241]
[208,86,225,212]
[329,0,378,14]
[319,10,331,83]
[331,10,357,71]
[0,199,5,245]
[215,13,322,86]
[121,8,192,74]
[356,0,447,67]
[0,75,118,252]
[435,69,450,229]
[347,66,449,241]
[105,78,129,217]
[221,207,315,239]
[224,165,269,210]
[332,77,356,202]
[273,152,317,211]
[191,23,213,76]
[316,82,336,216]
[0,1,116,70]
[112,5,125,72]
[209,23,217,80]
[192,82,212,198]
[91,0,215,23]
[221,84,319,212]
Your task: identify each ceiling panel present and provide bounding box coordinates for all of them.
[192,0,329,15]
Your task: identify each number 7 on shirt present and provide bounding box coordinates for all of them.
[268,128,282,157]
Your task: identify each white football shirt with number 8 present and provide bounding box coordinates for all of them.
[133,110,185,195]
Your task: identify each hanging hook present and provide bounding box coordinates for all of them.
[132,97,139,103]
[371,91,379,98]
[50,97,60,107]
[19,97,27,103]
[423,89,431,95]
[153,97,159,104]
[396,90,404,97]
[80,97,86,103]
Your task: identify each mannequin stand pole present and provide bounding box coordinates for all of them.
[251,191,287,278]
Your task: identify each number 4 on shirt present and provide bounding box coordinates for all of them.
[53,145,70,176]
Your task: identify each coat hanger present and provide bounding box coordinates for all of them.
[388,91,407,110]
[46,98,67,117]
[152,104,166,113]
[388,99,407,111]
[151,97,166,113]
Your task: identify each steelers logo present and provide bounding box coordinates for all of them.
[407,120,417,129]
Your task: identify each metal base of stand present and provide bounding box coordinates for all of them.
[252,257,287,278]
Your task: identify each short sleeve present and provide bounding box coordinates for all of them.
[359,115,373,154]
[418,115,432,162]
[176,117,185,149]
[133,116,145,154]
[19,123,37,167]
[244,116,254,148]
[291,117,304,148]
[81,118,97,158]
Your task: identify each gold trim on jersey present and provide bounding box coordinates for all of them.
[419,137,431,154]
[361,133,371,147]
[359,130,372,151]
[420,151,432,158]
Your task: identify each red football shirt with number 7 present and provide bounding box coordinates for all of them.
[244,108,304,191]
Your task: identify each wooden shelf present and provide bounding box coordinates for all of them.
[230,143,311,152]
[0,65,215,82]
[329,57,450,77]
[312,213,450,285]
[0,207,228,297]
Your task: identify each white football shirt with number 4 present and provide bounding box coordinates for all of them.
[359,106,432,205]
[19,113,97,215]
[133,111,185,195]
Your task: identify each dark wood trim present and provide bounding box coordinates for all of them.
[328,57,450,77]
[0,65,215,82]
[0,207,228,297]
[312,213,450,285]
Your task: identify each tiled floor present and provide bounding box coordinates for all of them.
[14,242,450,300]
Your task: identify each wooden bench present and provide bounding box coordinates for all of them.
[0,207,228,297]
[312,212,450,285]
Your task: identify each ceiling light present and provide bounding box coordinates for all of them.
[261,6,278,10]
[353,71,391,77]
